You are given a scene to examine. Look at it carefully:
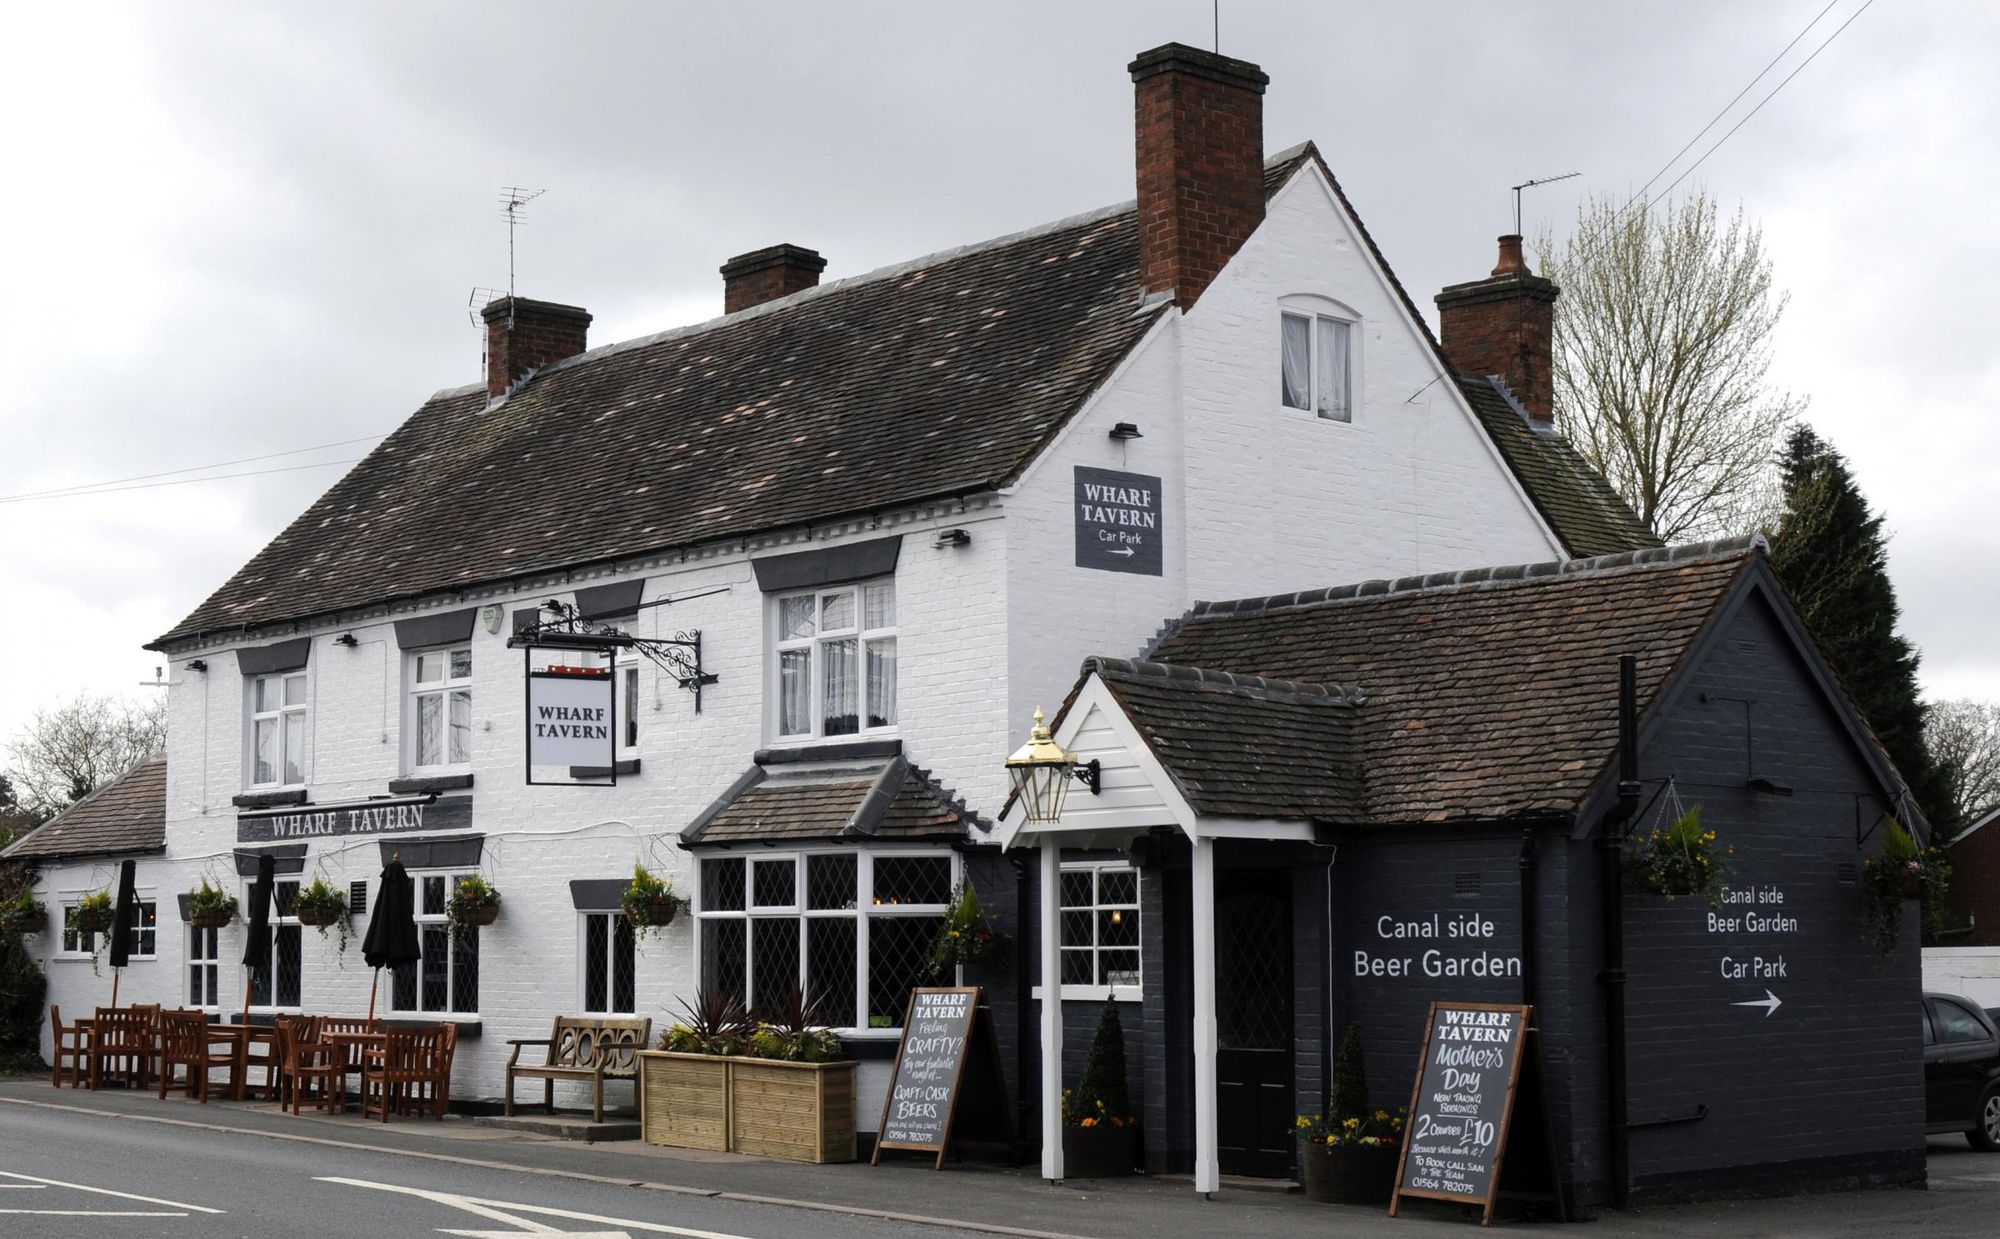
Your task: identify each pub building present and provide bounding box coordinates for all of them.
[5,43,1925,1208]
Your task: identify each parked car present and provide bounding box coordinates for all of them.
[1924,992,2000,1150]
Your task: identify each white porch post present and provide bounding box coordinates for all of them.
[1039,839,1065,1182]
[1191,835,1219,1195]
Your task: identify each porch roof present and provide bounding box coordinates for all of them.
[681,753,985,846]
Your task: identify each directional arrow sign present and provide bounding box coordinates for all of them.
[1106,547,1136,558]
[1731,989,1783,1017]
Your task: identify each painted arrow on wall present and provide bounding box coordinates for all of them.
[1731,989,1783,1017]
[1104,547,1137,558]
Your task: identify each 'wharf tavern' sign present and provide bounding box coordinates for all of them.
[237,795,472,843]
[1073,466,1163,576]
[874,987,984,1168]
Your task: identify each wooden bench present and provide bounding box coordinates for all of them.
[505,1016,652,1122]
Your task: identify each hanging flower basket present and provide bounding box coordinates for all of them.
[1626,799,1727,902]
[459,903,500,927]
[187,879,239,930]
[73,893,114,935]
[15,906,47,935]
[189,910,233,930]
[622,863,687,938]
[1860,820,1950,955]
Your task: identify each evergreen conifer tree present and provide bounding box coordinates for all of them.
[1332,1023,1370,1122]
[1075,1002,1132,1119]
[1769,426,1950,829]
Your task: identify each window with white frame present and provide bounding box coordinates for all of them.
[697,849,952,1030]
[1280,309,1353,422]
[772,581,897,740]
[248,670,308,787]
[248,879,302,1009]
[617,650,641,757]
[125,898,157,959]
[1060,863,1141,994]
[57,896,157,959]
[392,872,479,1014]
[580,910,636,1015]
[188,924,221,1008]
[410,645,472,770]
[58,898,97,957]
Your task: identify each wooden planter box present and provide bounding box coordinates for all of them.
[638,1051,856,1163]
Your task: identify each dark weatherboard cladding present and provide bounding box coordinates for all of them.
[1073,466,1164,576]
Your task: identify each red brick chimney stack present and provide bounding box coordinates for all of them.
[1128,43,1269,309]
[721,244,828,314]
[1436,235,1561,423]
[481,297,592,399]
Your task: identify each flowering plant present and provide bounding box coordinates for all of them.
[186,880,238,928]
[1628,804,1729,902]
[444,875,500,937]
[923,884,1006,982]
[1861,819,1950,954]
[621,863,687,939]
[292,878,352,952]
[2,888,48,935]
[72,889,115,933]
[1296,1108,1406,1148]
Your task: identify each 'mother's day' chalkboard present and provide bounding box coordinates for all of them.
[1391,1003,1531,1224]
[874,987,981,1167]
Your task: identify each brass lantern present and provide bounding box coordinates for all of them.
[1005,708,1100,825]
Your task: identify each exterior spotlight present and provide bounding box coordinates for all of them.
[335,633,360,648]
[187,659,208,673]
[935,528,972,549]
[1003,707,1100,826]
[1109,422,1143,440]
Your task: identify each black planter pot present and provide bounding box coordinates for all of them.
[1062,1123,1139,1178]
[1299,1141,1400,1205]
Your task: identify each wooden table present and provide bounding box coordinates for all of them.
[207,1023,279,1101]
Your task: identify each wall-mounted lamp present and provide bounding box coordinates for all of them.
[334,633,360,648]
[1109,422,1144,440]
[1003,707,1101,826]
[935,528,972,549]
[187,659,208,673]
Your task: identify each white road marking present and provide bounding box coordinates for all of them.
[0,1170,222,1214]
[0,1209,188,1217]
[319,1177,754,1239]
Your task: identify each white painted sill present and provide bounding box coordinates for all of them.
[1030,984,1141,1004]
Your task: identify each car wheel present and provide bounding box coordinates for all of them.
[1971,1085,2000,1152]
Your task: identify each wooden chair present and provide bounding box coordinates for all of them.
[276,1017,343,1115]
[48,1006,87,1088]
[505,1016,652,1122]
[361,1025,455,1122]
[87,1007,155,1091]
[319,1016,380,1100]
[156,1012,235,1103]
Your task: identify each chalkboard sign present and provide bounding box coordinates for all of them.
[874,987,981,1168]
[1391,1002,1531,1225]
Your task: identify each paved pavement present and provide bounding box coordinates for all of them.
[2,1077,1998,1237]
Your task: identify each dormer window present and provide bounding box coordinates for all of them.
[1280,309,1352,422]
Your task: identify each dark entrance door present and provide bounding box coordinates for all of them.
[1214,867,1294,1178]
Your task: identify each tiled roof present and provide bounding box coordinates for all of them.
[1455,375,1662,557]
[683,755,983,845]
[1,756,167,861]
[1129,540,1759,824]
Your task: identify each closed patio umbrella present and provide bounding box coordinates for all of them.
[361,856,420,1020]
[107,859,141,1006]
[240,853,275,1021]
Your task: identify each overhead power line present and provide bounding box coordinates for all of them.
[0,457,366,506]
[0,433,387,504]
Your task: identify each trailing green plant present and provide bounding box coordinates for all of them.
[660,985,753,1056]
[746,983,846,1063]
[1627,804,1729,902]
[1062,1002,1134,1128]
[444,875,500,938]
[186,879,238,927]
[621,863,687,939]
[0,859,47,1072]
[291,877,352,952]
[0,887,47,936]
[72,889,114,933]
[923,883,1006,982]
[1861,819,1950,954]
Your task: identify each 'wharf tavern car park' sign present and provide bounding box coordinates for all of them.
[1073,466,1163,576]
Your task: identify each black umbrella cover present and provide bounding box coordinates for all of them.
[362,859,422,970]
[241,853,275,970]
[107,859,141,970]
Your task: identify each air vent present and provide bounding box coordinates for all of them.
[1454,872,1482,896]
[1836,863,1857,887]
[349,880,369,916]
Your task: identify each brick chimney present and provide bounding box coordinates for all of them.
[481,297,592,399]
[1436,235,1560,423]
[721,244,827,314]
[1128,43,1269,309]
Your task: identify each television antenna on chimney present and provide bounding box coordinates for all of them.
[498,186,546,302]
[137,666,167,690]
[1510,171,1580,236]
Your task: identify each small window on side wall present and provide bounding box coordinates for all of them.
[1280,310,1352,422]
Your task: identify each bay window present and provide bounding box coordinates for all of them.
[773,580,897,739]
[249,670,308,787]
[696,849,953,1030]
[410,645,472,770]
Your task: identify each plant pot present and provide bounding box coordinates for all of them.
[637,1051,856,1164]
[189,910,233,930]
[1299,1140,1401,1205]
[294,905,340,928]
[626,898,679,930]
[1062,1122,1140,1177]
[1633,869,1698,897]
[14,908,47,935]
[1898,872,1923,899]
[455,904,500,928]
[74,909,113,934]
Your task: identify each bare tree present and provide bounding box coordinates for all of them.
[1536,190,1800,542]
[5,692,166,816]
[1927,698,2000,834]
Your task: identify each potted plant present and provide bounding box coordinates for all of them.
[72,890,114,935]
[924,883,1007,983]
[1298,1024,1405,1204]
[1628,804,1726,899]
[621,863,686,938]
[187,880,238,930]
[1062,1002,1139,1177]
[2,889,47,936]
[1862,819,1950,954]
[292,877,352,952]
[445,875,500,935]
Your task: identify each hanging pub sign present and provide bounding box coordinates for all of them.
[1073,466,1164,576]
[1390,1002,1562,1226]
[525,660,617,785]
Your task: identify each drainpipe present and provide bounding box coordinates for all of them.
[1598,654,1639,1209]
[1518,823,1538,1009]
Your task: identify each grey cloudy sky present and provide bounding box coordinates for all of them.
[3,1,1996,752]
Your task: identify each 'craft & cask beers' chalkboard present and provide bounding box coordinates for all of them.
[1391,1002,1530,1225]
[874,987,981,1169]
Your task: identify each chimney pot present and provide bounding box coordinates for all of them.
[1128,42,1269,309]
[1436,236,1561,423]
[721,244,827,314]
[481,297,591,400]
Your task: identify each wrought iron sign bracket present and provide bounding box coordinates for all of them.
[507,601,719,713]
